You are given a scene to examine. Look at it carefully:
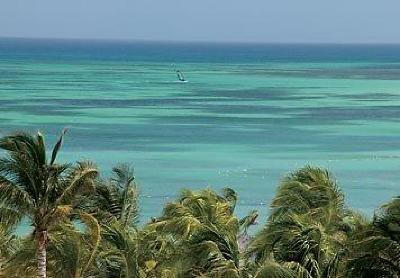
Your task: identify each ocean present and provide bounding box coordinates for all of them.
[1,38,400,232]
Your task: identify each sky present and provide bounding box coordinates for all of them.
[1,0,400,43]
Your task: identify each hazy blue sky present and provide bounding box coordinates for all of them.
[1,0,399,43]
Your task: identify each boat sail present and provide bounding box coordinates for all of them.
[176,70,186,82]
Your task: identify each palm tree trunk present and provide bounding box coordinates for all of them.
[37,230,48,278]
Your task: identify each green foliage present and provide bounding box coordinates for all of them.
[98,221,140,278]
[78,164,139,228]
[254,258,296,278]
[141,188,243,277]
[3,218,101,278]
[0,131,98,277]
[345,196,400,278]
[0,131,398,278]
[0,224,20,273]
[247,166,357,278]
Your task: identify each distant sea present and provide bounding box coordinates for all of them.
[1,38,400,233]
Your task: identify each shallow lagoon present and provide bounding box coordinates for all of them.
[1,39,400,233]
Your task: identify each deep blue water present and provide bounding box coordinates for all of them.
[2,38,400,62]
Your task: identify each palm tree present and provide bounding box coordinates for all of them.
[3,213,101,278]
[143,187,254,277]
[0,131,98,278]
[78,164,140,278]
[79,164,138,228]
[346,196,400,277]
[99,221,140,278]
[48,212,101,278]
[247,166,353,277]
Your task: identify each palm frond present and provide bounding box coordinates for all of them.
[55,161,98,205]
[50,128,67,165]
[254,258,296,278]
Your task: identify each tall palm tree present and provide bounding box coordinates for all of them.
[0,131,98,278]
[3,212,101,278]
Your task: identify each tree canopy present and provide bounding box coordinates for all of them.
[0,131,398,278]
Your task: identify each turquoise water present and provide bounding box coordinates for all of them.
[1,39,400,231]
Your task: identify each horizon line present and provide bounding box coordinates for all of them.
[2,36,400,46]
